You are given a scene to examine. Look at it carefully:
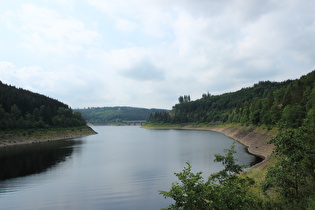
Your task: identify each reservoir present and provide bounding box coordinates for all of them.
[0,126,260,209]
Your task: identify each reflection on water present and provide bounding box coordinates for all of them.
[0,126,261,210]
[0,139,83,181]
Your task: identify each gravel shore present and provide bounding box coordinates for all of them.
[0,126,97,147]
[143,124,276,159]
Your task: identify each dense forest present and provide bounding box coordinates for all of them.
[151,70,315,209]
[75,106,167,124]
[147,70,315,129]
[0,82,86,130]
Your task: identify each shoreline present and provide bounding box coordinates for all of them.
[202,125,276,159]
[142,124,276,161]
[0,126,97,147]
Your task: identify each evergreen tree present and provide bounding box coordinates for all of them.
[0,82,87,129]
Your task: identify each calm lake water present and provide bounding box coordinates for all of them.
[0,126,260,210]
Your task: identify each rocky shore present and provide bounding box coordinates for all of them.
[200,125,276,159]
[143,124,277,159]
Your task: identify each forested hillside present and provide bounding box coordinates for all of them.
[151,70,315,209]
[0,82,86,129]
[148,70,315,128]
[76,107,168,124]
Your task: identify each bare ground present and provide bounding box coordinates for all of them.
[205,125,276,159]
[0,126,97,147]
[143,124,277,159]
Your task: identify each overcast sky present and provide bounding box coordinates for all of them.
[1,0,314,109]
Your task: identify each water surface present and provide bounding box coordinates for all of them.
[0,126,260,209]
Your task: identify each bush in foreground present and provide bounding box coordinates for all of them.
[159,143,263,209]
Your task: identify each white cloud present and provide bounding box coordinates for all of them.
[0,61,54,91]
[122,58,165,81]
[115,18,136,32]
[0,61,99,106]
[1,0,314,109]
[87,0,174,37]
[4,4,99,55]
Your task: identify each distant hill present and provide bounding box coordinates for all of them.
[147,70,315,128]
[0,82,86,130]
[75,107,168,124]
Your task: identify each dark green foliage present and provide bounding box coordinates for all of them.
[263,123,315,207]
[147,71,315,128]
[146,111,171,124]
[261,73,315,208]
[160,143,262,209]
[0,82,86,129]
[75,107,168,124]
[178,95,191,104]
[152,70,315,208]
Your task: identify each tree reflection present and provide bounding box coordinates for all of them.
[0,140,82,180]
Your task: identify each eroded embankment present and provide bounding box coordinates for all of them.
[0,126,97,147]
[205,125,276,159]
[143,124,277,160]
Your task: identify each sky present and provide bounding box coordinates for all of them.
[0,0,314,109]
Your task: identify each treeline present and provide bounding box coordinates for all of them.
[75,106,168,124]
[151,70,315,208]
[0,82,86,130]
[147,70,315,129]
